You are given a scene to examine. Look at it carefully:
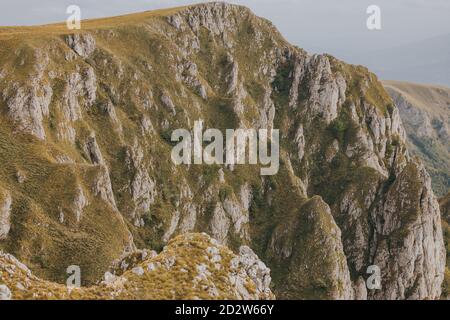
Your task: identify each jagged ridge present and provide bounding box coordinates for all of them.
[0,233,274,300]
[0,2,446,299]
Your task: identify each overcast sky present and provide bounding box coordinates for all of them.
[1,0,450,62]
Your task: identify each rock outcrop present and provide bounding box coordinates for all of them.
[440,193,450,299]
[0,2,446,300]
[0,233,274,300]
[370,162,445,299]
[0,284,12,300]
[0,188,12,240]
[269,197,354,300]
[66,33,96,58]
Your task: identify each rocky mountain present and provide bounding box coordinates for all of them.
[0,233,274,300]
[383,81,450,197]
[0,2,446,300]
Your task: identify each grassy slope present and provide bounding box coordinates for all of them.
[0,6,189,39]
[383,81,450,119]
[383,80,450,197]
[0,233,268,300]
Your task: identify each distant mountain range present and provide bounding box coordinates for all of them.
[353,34,450,86]
[383,80,450,196]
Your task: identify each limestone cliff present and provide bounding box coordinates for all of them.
[0,2,445,299]
[440,192,450,299]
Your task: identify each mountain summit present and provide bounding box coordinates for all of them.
[0,2,446,300]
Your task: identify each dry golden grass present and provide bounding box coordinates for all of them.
[0,5,190,40]
[0,233,265,300]
[382,80,450,118]
[382,80,450,196]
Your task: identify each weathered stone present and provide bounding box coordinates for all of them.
[126,140,156,224]
[161,93,176,115]
[0,189,12,240]
[4,83,52,140]
[269,197,354,300]
[0,284,12,300]
[93,165,117,211]
[73,186,88,223]
[66,33,96,58]
[84,134,104,165]
[369,162,445,300]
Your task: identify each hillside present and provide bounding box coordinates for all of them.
[383,81,450,196]
[0,233,274,300]
[0,2,446,300]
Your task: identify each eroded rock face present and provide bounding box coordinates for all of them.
[0,189,12,240]
[179,2,242,36]
[294,124,305,162]
[84,134,104,165]
[0,284,12,300]
[370,162,445,300]
[73,186,88,223]
[66,33,96,58]
[353,277,368,300]
[63,67,97,123]
[160,93,177,115]
[2,51,53,141]
[93,165,117,211]
[162,181,198,241]
[269,197,354,300]
[286,54,346,124]
[209,185,251,245]
[2,47,49,134]
[210,203,230,244]
[126,141,157,226]
[257,87,276,130]
[231,246,272,299]
[307,55,346,124]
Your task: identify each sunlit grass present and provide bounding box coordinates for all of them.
[0,5,190,39]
